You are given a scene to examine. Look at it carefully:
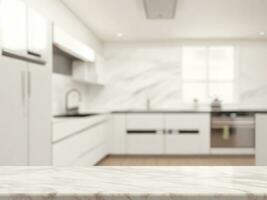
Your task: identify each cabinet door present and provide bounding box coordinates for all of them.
[27,16,51,165]
[28,8,48,61]
[0,0,27,53]
[165,114,210,154]
[53,120,109,166]
[126,114,164,154]
[28,63,52,165]
[112,114,126,154]
[256,114,267,166]
[53,26,95,62]
[0,55,28,165]
[72,61,98,83]
[127,114,164,129]
[126,131,164,155]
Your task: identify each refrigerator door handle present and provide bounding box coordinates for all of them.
[21,71,26,106]
[21,71,27,117]
[28,71,31,98]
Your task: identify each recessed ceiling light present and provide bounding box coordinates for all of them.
[259,31,265,36]
[116,33,124,37]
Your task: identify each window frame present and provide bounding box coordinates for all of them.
[181,45,238,105]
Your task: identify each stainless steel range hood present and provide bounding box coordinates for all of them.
[143,0,178,19]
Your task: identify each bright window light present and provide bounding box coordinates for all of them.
[182,46,236,104]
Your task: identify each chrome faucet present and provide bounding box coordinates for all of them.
[65,88,82,114]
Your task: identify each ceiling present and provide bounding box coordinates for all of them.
[61,0,267,42]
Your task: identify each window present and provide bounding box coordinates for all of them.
[181,46,235,104]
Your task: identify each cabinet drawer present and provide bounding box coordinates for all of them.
[53,115,108,142]
[165,114,210,129]
[74,143,109,166]
[53,123,107,166]
[127,114,164,129]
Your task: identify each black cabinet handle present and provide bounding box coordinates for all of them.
[27,50,41,58]
[127,130,157,134]
[179,130,199,134]
[2,49,46,65]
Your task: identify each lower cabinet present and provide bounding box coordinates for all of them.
[53,113,211,162]
[165,114,210,154]
[52,115,111,166]
[0,56,29,165]
[126,131,164,154]
[126,114,164,154]
[255,114,267,166]
[114,113,211,155]
[111,114,127,154]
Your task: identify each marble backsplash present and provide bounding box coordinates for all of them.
[52,41,267,112]
[86,45,183,110]
[84,41,267,111]
[52,74,91,115]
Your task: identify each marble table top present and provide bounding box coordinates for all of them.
[0,167,267,200]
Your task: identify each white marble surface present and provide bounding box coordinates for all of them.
[0,167,267,199]
[85,42,267,111]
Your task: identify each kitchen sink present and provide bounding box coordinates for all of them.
[54,113,98,118]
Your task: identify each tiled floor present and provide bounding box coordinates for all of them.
[97,155,255,166]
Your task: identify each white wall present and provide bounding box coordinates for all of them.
[86,40,267,110]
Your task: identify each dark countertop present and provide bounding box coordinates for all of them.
[112,109,267,114]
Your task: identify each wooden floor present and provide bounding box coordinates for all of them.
[97,155,255,166]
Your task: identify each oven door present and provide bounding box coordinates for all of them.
[211,116,255,148]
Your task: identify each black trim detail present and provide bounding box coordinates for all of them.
[127,130,157,134]
[179,130,199,134]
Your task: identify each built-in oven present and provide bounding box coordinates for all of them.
[211,112,255,149]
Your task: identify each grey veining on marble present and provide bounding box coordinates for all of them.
[84,43,267,111]
[0,167,267,200]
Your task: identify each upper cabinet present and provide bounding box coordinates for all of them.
[72,59,104,86]
[53,26,95,63]
[53,26,104,86]
[28,8,49,62]
[1,0,27,53]
[0,0,48,64]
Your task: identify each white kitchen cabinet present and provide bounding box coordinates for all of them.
[127,114,164,129]
[53,115,111,166]
[28,8,49,62]
[112,114,126,154]
[75,143,110,166]
[53,26,95,63]
[28,63,52,165]
[72,55,105,85]
[0,56,28,165]
[126,114,164,154]
[28,15,52,165]
[0,0,52,165]
[123,113,211,155]
[72,61,98,83]
[165,114,210,154]
[1,0,47,64]
[53,122,105,165]
[126,133,164,154]
[1,0,27,53]
[256,114,267,166]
